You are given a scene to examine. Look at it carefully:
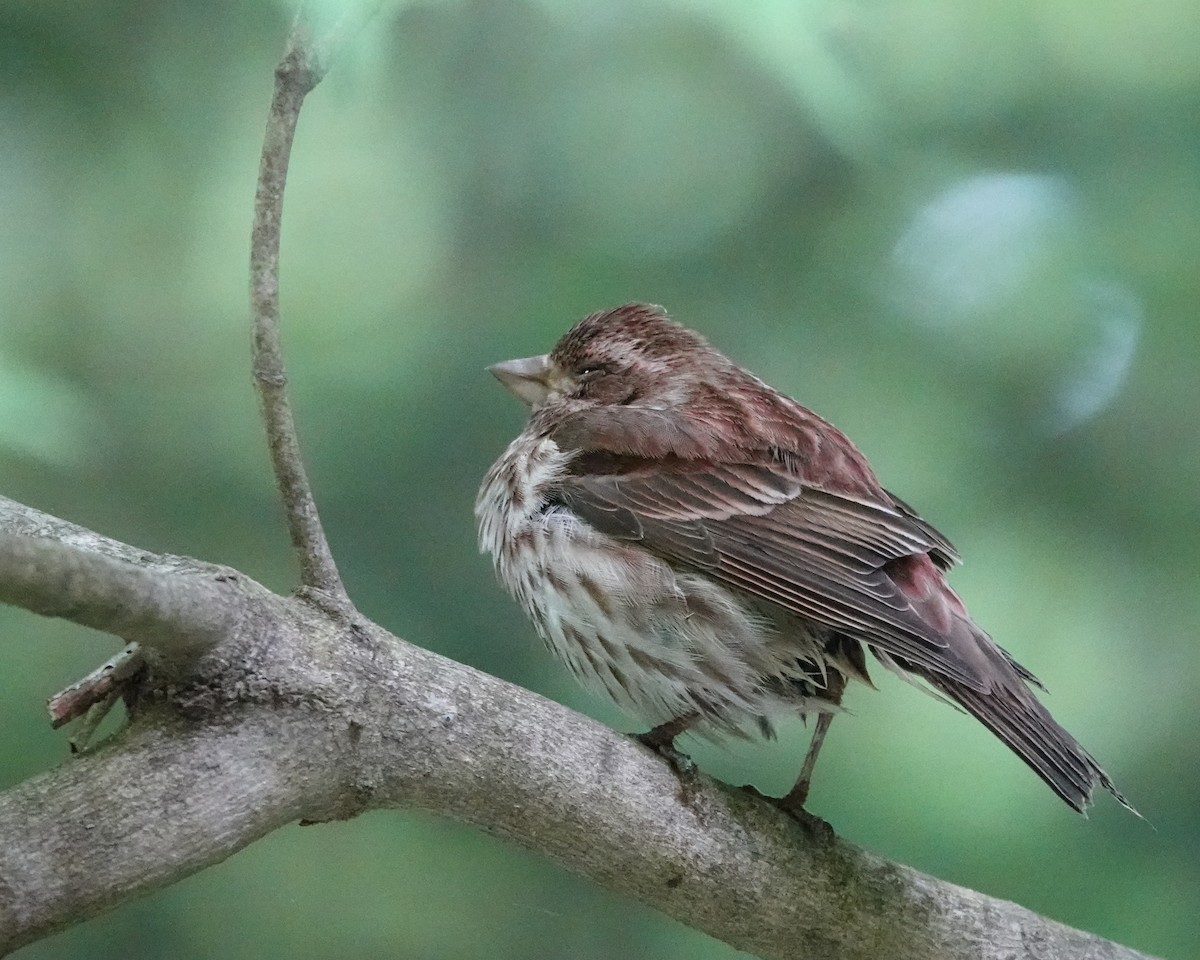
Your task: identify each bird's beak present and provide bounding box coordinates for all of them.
[488,353,556,408]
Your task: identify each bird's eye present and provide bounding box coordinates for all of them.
[577,363,609,377]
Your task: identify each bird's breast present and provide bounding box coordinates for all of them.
[476,434,828,733]
[475,435,574,579]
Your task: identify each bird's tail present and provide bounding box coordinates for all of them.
[921,623,1138,816]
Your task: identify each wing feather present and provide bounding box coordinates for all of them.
[554,456,987,689]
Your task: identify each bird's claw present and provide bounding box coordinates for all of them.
[740,784,835,842]
[780,804,835,842]
[633,731,700,807]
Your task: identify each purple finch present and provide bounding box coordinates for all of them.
[477,303,1132,817]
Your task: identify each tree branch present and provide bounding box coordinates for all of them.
[248,4,372,598]
[0,532,240,658]
[47,643,143,730]
[0,495,161,566]
[0,709,343,951]
[0,524,1158,958]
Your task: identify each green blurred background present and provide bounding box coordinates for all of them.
[2,0,1197,957]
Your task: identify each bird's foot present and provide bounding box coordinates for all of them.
[777,801,835,842]
[633,727,700,807]
[741,784,835,842]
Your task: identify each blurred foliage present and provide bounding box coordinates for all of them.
[1,0,1197,957]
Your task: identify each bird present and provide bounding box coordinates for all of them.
[476,302,1133,821]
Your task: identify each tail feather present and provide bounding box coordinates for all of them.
[919,629,1137,815]
[884,552,1136,815]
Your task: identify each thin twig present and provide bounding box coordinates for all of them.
[48,642,144,729]
[249,3,378,598]
[67,688,123,753]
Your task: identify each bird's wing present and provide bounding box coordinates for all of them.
[884,489,960,570]
[553,447,987,690]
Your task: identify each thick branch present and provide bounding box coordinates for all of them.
[0,517,1157,958]
[0,495,159,567]
[0,711,343,951]
[0,532,239,657]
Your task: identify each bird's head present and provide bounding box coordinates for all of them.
[488,303,724,413]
